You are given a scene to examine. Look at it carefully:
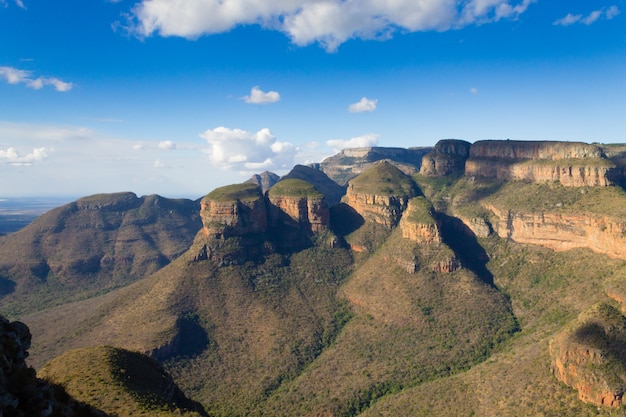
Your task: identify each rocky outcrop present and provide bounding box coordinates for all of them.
[400,197,441,244]
[319,146,431,185]
[465,140,621,186]
[200,183,268,237]
[268,179,330,233]
[550,303,626,408]
[0,315,103,416]
[487,205,626,259]
[281,165,346,206]
[420,139,471,177]
[342,162,420,228]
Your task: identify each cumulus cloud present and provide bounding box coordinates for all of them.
[158,140,177,150]
[0,146,48,166]
[200,126,297,171]
[243,86,281,104]
[327,133,379,152]
[348,97,377,113]
[0,66,73,91]
[553,6,620,26]
[127,0,535,51]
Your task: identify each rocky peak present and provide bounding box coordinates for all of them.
[245,171,280,194]
[200,183,268,237]
[342,162,420,228]
[280,165,346,206]
[420,139,471,176]
[400,197,441,244]
[267,178,330,233]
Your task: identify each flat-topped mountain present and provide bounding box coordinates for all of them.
[0,192,201,316]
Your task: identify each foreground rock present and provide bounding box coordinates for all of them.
[550,303,626,407]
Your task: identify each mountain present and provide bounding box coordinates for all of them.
[6,139,626,416]
[0,192,201,317]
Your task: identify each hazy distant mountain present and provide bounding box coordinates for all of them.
[245,171,280,193]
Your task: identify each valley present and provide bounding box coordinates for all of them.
[3,139,626,416]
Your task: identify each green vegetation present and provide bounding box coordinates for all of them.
[268,178,324,198]
[205,183,262,203]
[40,346,206,417]
[349,162,420,197]
[404,196,436,225]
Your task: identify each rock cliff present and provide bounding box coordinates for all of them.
[267,178,330,233]
[420,139,471,177]
[200,183,268,238]
[465,140,620,186]
[550,303,626,408]
[487,205,626,259]
[400,197,441,244]
[342,162,420,228]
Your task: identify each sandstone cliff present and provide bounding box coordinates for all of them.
[420,139,471,177]
[268,178,330,233]
[550,303,626,408]
[465,140,620,186]
[487,204,626,259]
[400,197,441,244]
[200,183,268,238]
[342,162,420,228]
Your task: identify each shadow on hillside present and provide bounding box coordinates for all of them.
[329,203,365,236]
[436,213,494,286]
[0,276,15,296]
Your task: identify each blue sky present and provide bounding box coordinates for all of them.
[1,0,624,198]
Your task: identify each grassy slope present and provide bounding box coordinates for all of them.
[256,229,517,416]
[40,345,206,417]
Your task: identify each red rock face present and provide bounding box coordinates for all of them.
[487,205,626,259]
[469,140,604,160]
[268,195,330,233]
[200,196,268,236]
[342,190,408,228]
[465,158,616,187]
[420,139,471,177]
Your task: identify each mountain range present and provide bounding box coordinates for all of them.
[3,139,626,416]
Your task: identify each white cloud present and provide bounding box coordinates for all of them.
[0,146,48,166]
[200,126,297,171]
[327,133,379,152]
[243,86,281,104]
[348,97,377,113]
[158,140,177,150]
[469,87,479,95]
[554,6,620,26]
[0,66,73,91]
[128,0,535,51]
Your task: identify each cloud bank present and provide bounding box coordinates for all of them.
[129,0,535,51]
[0,66,73,91]
[348,97,377,113]
[0,146,48,166]
[554,6,620,26]
[243,86,281,104]
[200,126,297,171]
[327,133,379,152]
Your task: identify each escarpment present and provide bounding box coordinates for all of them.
[487,205,626,259]
[342,161,420,228]
[420,139,471,176]
[465,140,621,186]
[550,303,626,408]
